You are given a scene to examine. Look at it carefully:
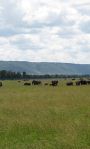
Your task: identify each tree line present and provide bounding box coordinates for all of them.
[0,70,90,80]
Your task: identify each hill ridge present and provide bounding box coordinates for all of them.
[0,61,90,75]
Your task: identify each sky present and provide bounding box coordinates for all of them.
[0,0,90,63]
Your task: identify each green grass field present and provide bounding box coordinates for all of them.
[0,80,90,149]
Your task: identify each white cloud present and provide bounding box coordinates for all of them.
[0,0,90,63]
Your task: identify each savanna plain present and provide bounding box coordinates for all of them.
[0,80,90,149]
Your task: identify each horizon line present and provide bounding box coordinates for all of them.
[0,60,90,65]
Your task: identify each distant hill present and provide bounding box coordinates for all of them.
[0,61,90,75]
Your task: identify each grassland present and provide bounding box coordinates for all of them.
[0,80,90,149]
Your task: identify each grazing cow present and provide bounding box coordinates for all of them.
[24,82,31,86]
[32,80,42,85]
[87,80,90,85]
[0,82,2,87]
[66,82,73,86]
[50,80,58,86]
[76,80,88,86]
[80,80,87,85]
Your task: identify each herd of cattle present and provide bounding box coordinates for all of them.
[24,79,90,86]
[66,80,90,86]
[0,79,90,87]
[24,80,59,86]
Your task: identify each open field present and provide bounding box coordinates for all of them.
[0,80,90,149]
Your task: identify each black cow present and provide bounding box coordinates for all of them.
[66,82,73,86]
[50,80,58,86]
[87,80,90,85]
[80,80,87,85]
[24,82,31,86]
[32,80,42,85]
[76,80,88,86]
[0,82,2,87]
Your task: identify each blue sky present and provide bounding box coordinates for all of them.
[0,0,90,63]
